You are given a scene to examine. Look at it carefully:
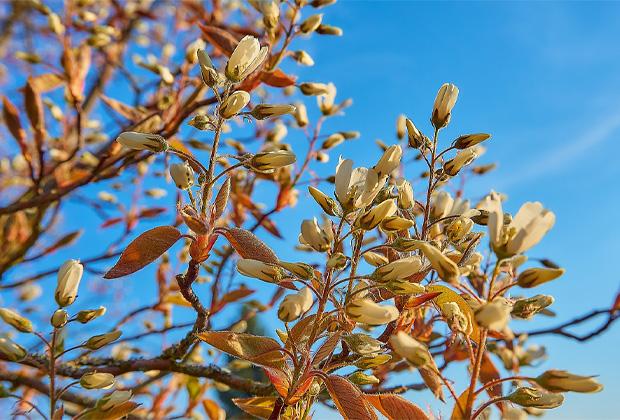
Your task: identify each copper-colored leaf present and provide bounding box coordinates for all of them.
[197,331,287,369]
[198,23,239,56]
[2,96,27,145]
[450,389,469,420]
[480,354,504,411]
[212,177,230,221]
[263,367,290,398]
[202,399,225,420]
[364,394,429,420]
[232,397,276,419]
[29,73,64,93]
[101,95,143,121]
[103,226,182,279]
[80,401,141,420]
[260,69,297,87]
[325,375,378,420]
[220,227,279,264]
[41,230,82,255]
[220,287,255,305]
[404,291,442,309]
[24,78,45,133]
[202,399,224,420]
[313,332,341,366]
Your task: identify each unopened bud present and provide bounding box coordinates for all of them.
[116,131,168,152]
[237,259,283,283]
[354,354,392,369]
[363,251,388,267]
[85,331,122,350]
[443,147,478,176]
[169,162,195,189]
[251,104,296,120]
[535,370,603,393]
[396,178,414,209]
[219,91,250,119]
[279,261,314,279]
[343,333,382,355]
[348,372,380,385]
[385,279,425,295]
[299,82,330,96]
[389,331,430,367]
[406,118,425,148]
[0,308,33,333]
[517,268,565,288]
[80,372,115,389]
[293,50,314,66]
[475,299,512,331]
[381,216,414,232]
[373,256,423,282]
[431,83,459,129]
[0,337,27,362]
[357,199,397,230]
[316,24,343,36]
[299,14,322,33]
[51,309,68,328]
[250,150,296,172]
[507,387,564,409]
[346,298,398,325]
[454,133,491,149]
[374,145,402,178]
[77,306,107,324]
[321,133,345,149]
[327,252,347,270]
[308,186,340,216]
[294,102,309,126]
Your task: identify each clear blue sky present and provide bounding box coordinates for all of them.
[3,1,619,418]
[294,2,620,418]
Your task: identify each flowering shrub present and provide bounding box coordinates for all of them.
[0,1,617,419]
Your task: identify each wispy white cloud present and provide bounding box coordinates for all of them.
[495,111,620,190]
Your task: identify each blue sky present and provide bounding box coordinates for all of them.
[2,1,620,418]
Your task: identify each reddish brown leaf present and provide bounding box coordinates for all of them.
[138,207,167,219]
[101,217,123,228]
[197,331,287,369]
[260,69,297,87]
[313,332,341,366]
[198,23,239,56]
[325,375,378,420]
[450,389,469,420]
[219,227,279,264]
[103,226,182,279]
[29,73,64,93]
[41,230,82,255]
[479,354,504,412]
[404,291,442,309]
[2,96,30,165]
[24,78,45,133]
[364,394,429,420]
[100,95,143,121]
[220,287,255,305]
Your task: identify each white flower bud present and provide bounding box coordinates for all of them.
[219,91,251,119]
[389,331,430,367]
[293,50,314,66]
[80,372,115,389]
[116,131,168,152]
[374,145,402,178]
[363,251,389,267]
[535,370,603,393]
[299,82,330,96]
[406,118,425,148]
[250,150,296,172]
[251,104,296,120]
[294,102,309,127]
[77,306,107,324]
[432,83,459,129]
[85,331,122,350]
[278,287,313,322]
[0,337,27,362]
[300,218,331,252]
[237,259,283,283]
[475,299,512,331]
[443,147,478,176]
[55,259,83,307]
[225,36,268,83]
[517,267,564,288]
[308,186,340,216]
[395,178,414,209]
[51,309,69,328]
[346,298,399,325]
[300,14,323,33]
[373,256,423,283]
[357,199,397,230]
[169,162,195,189]
[0,308,33,333]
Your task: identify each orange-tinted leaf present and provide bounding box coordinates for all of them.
[2,96,27,145]
[138,207,167,219]
[220,287,255,305]
[364,394,429,420]
[287,373,315,404]
[103,226,182,279]
[404,291,442,309]
[101,217,123,228]
[41,230,82,255]
[419,358,445,402]
[219,227,279,264]
[202,398,225,420]
[480,354,504,411]
[100,95,143,121]
[198,23,239,56]
[24,78,44,133]
[197,331,287,369]
[29,73,64,92]
[325,375,378,420]
[263,367,290,398]
[232,397,276,419]
[260,69,297,87]
[450,389,469,420]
